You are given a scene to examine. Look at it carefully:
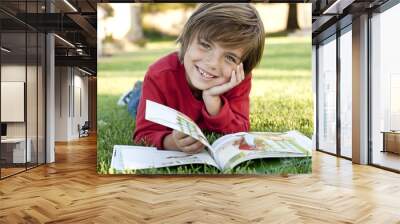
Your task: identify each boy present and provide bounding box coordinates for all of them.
[133,3,265,154]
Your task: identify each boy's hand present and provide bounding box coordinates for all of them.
[203,63,245,97]
[171,130,205,154]
[202,63,244,116]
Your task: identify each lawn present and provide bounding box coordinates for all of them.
[97,36,313,174]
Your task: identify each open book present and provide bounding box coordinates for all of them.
[110,100,312,172]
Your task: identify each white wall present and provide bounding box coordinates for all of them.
[55,66,69,141]
[1,65,25,81]
[1,65,26,137]
[1,82,25,122]
[1,64,46,164]
[71,72,89,139]
[55,67,89,141]
[75,73,89,122]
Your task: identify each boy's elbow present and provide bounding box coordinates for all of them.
[224,119,249,134]
[242,120,250,132]
[132,131,141,144]
[133,128,146,145]
[133,132,150,146]
[237,117,250,132]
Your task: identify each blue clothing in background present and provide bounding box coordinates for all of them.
[127,81,143,118]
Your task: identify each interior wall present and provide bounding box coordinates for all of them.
[54,67,89,141]
[27,62,38,166]
[75,72,89,121]
[88,77,97,132]
[1,63,45,166]
[54,66,69,141]
[72,71,89,138]
[1,65,26,138]
[38,60,45,164]
[1,25,48,179]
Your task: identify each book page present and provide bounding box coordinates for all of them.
[110,145,220,171]
[211,131,312,171]
[145,100,211,148]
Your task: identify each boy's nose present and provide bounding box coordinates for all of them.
[205,52,219,71]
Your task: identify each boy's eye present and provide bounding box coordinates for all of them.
[199,41,211,49]
[226,55,237,63]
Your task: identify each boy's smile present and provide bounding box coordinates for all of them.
[183,36,244,92]
[195,65,217,80]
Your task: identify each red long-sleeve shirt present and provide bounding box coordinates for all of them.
[133,52,251,149]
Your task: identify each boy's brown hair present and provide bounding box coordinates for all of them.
[177,3,265,75]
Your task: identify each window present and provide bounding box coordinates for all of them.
[0,1,47,179]
[339,27,352,158]
[317,35,337,154]
[371,2,400,171]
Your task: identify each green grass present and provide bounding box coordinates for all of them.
[98,36,312,175]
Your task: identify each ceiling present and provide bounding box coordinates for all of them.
[312,0,390,44]
[8,0,387,73]
[0,0,97,75]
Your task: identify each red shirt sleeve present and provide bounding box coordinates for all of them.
[201,73,251,133]
[133,71,171,149]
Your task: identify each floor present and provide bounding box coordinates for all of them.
[1,163,44,178]
[0,167,25,177]
[0,135,400,223]
[372,150,400,171]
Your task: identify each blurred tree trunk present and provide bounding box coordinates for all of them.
[126,4,144,43]
[98,3,114,18]
[286,4,300,32]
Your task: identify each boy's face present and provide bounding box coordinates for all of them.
[183,36,244,91]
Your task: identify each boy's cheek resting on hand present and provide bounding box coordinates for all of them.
[202,63,245,116]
